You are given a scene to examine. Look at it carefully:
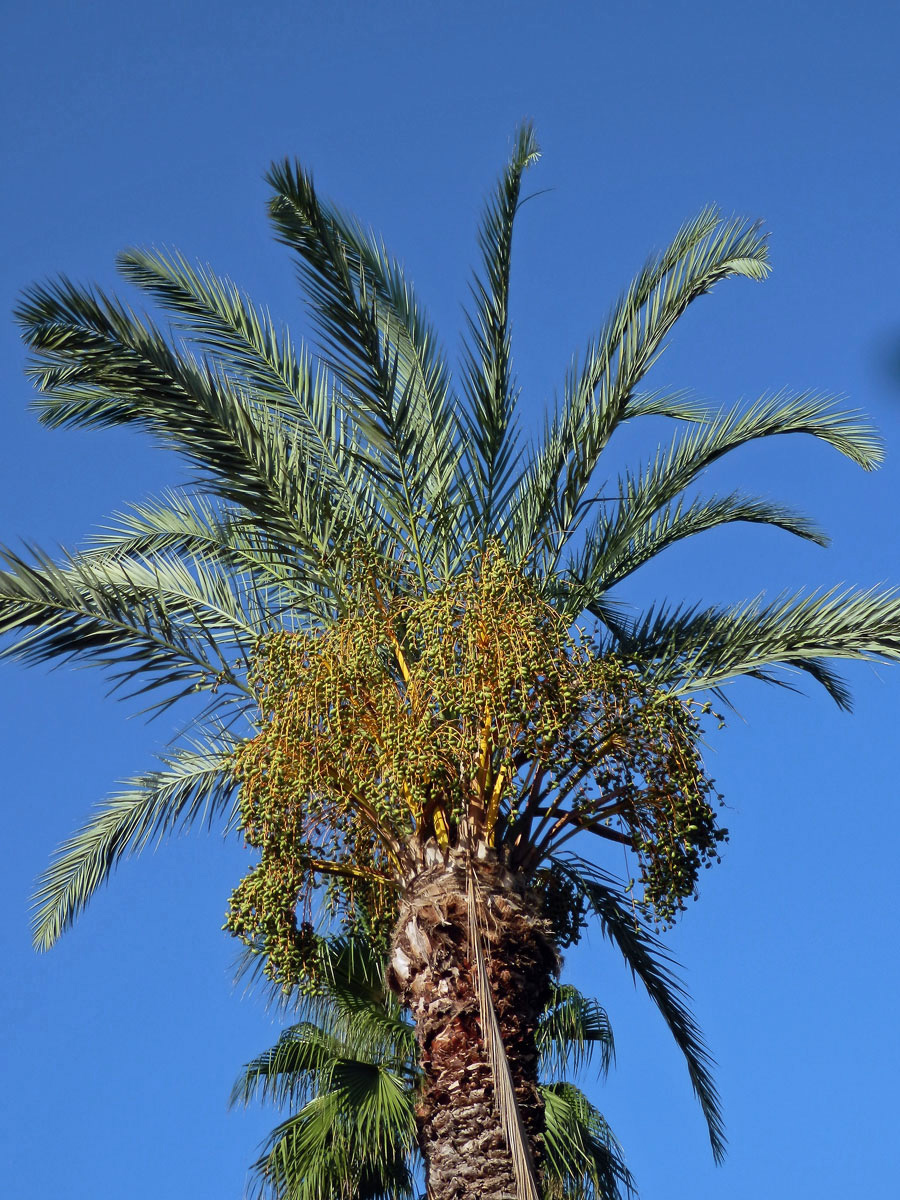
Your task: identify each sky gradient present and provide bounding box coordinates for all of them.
[2,3,899,1197]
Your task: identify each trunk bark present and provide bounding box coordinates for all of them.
[389,849,557,1200]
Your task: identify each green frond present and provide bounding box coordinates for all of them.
[460,123,540,540]
[537,984,615,1081]
[566,491,827,615]
[550,855,726,1164]
[542,1082,637,1200]
[0,544,258,708]
[266,159,466,580]
[115,247,399,562]
[624,585,900,707]
[508,210,770,561]
[15,277,386,583]
[247,1088,416,1200]
[83,491,339,622]
[304,936,417,1062]
[559,390,881,612]
[32,738,236,950]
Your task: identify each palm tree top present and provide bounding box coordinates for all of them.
[5,124,900,1173]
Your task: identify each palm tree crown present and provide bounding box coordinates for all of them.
[7,124,900,1196]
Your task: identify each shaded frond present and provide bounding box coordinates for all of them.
[550,855,726,1163]
[542,1082,637,1200]
[246,1086,417,1200]
[537,983,615,1081]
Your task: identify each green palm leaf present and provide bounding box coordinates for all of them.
[537,984,615,1080]
[266,160,465,579]
[0,544,256,706]
[509,208,770,563]
[543,1082,636,1200]
[32,738,236,950]
[549,855,725,1164]
[616,585,900,708]
[459,122,540,538]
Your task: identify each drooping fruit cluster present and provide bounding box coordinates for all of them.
[225,546,726,987]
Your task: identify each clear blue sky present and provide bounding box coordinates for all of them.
[2,2,899,1196]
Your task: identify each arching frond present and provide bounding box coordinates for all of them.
[32,738,237,949]
[266,160,465,580]
[537,984,615,1080]
[542,1082,637,1200]
[508,209,770,562]
[618,585,900,708]
[15,278,390,590]
[115,248,396,556]
[550,855,726,1164]
[83,491,338,623]
[0,544,256,708]
[565,488,827,618]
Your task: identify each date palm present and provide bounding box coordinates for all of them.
[7,125,900,1199]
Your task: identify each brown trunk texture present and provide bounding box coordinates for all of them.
[389,851,557,1200]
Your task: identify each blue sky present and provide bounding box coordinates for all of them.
[2,2,899,1196]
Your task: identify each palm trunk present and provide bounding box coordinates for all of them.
[389,849,557,1200]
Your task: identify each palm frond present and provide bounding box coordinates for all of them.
[246,1087,417,1200]
[565,492,826,615]
[305,936,417,1062]
[508,210,770,561]
[15,278,384,590]
[32,737,236,949]
[266,160,465,580]
[115,247,397,559]
[537,983,615,1081]
[542,1081,637,1200]
[0,544,258,708]
[459,123,540,539]
[549,855,726,1164]
[83,491,337,622]
[621,585,900,708]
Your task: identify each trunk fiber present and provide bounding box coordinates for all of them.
[389,853,556,1200]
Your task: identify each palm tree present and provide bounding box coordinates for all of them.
[231,932,635,1200]
[7,124,900,1198]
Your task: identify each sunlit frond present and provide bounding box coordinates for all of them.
[32,738,236,949]
[459,122,540,538]
[618,585,900,709]
[508,209,770,562]
[0,544,255,707]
